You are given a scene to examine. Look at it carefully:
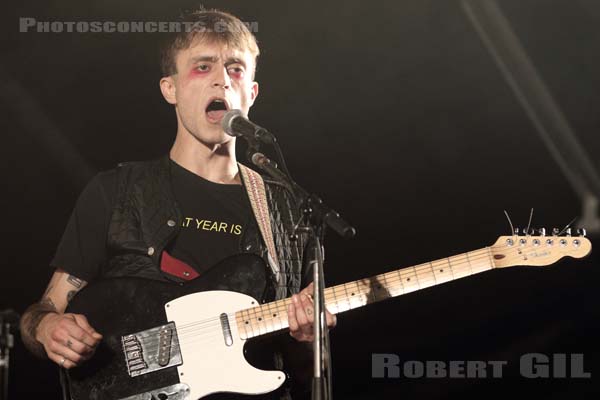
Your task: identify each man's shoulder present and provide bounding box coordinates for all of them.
[114,156,167,172]
[105,156,169,182]
[88,156,167,195]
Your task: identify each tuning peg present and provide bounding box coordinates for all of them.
[538,228,546,236]
[514,228,520,235]
[522,227,534,235]
[565,228,572,237]
[577,228,587,237]
[552,228,560,236]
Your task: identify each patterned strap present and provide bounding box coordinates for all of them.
[238,163,281,281]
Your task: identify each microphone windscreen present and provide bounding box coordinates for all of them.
[221,109,244,137]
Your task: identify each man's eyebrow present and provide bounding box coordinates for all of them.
[190,55,219,64]
[189,55,246,68]
[224,57,246,68]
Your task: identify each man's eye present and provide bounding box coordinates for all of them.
[228,67,245,76]
[196,64,209,71]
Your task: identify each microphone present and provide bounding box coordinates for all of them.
[221,109,274,144]
[251,152,290,183]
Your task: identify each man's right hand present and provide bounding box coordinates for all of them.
[19,269,103,367]
[36,312,103,369]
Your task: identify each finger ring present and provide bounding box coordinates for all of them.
[66,339,73,349]
[60,357,66,367]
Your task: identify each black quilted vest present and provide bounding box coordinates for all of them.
[104,156,307,301]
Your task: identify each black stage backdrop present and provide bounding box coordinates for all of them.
[1,1,598,399]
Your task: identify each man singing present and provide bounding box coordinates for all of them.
[20,7,335,400]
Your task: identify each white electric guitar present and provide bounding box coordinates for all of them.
[64,232,591,399]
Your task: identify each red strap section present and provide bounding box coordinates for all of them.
[160,251,200,281]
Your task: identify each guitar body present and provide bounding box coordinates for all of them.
[64,253,285,400]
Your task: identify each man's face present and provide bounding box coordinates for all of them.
[162,39,259,146]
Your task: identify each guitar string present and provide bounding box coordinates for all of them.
[132,249,493,357]
[160,249,498,348]
[142,244,562,360]
[132,245,560,355]
[133,248,495,347]
[146,237,575,338]
[146,248,494,335]
[135,242,573,354]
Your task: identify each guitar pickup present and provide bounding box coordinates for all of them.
[121,322,183,377]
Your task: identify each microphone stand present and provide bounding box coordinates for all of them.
[0,310,19,400]
[244,136,356,400]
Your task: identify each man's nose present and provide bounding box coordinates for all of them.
[212,67,231,89]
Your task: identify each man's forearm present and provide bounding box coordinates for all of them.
[19,298,58,358]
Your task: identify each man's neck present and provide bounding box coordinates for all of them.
[169,134,240,185]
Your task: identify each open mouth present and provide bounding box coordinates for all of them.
[205,98,229,122]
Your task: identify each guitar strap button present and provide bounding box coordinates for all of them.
[147,247,155,256]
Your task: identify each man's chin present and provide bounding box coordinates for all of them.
[195,130,234,149]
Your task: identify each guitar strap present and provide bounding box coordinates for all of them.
[238,163,281,283]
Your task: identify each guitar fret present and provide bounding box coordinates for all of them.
[379,276,388,299]
[275,300,285,331]
[401,268,418,293]
[447,257,455,280]
[252,308,260,336]
[465,252,474,275]
[330,287,339,313]
[413,266,422,289]
[366,279,377,304]
[428,262,437,285]
[380,273,390,297]
[330,286,343,313]
[263,302,273,333]
[350,281,362,308]
[431,260,450,284]
[245,309,254,339]
[342,283,352,311]
[396,269,405,295]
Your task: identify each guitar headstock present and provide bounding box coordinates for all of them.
[490,229,592,268]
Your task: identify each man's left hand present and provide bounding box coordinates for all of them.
[288,282,337,342]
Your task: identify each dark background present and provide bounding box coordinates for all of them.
[1,0,598,398]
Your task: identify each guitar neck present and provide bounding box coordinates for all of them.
[236,247,495,340]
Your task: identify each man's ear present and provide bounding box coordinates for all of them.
[249,81,259,106]
[160,76,177,105]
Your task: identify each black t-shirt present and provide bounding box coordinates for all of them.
[167,159,254,273]
[50,159,256,282]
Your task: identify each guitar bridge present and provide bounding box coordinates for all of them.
[121,322,182,377]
